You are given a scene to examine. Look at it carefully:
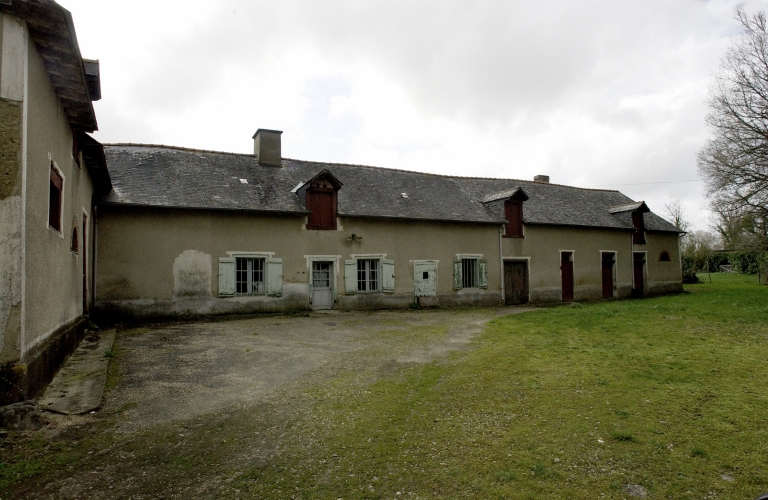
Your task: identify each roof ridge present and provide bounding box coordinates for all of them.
[102,143,622,194]
[284,158,622,193]
[103,143,250,158]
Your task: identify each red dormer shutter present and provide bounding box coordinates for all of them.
[307,188,337,230]
[632,211,645,244]
[504,200,523,238]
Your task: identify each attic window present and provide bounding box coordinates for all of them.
[504,200,524,238]
[632,211,646,244]
[72,131,81,168]
[49,163,63,232]
[659,250,671,262]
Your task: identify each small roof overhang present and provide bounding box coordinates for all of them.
[608,200,650,214]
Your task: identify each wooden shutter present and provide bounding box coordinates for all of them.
[218,257,235,297]
[632,212,646,244]
[505,200,523,237]
[307,190,337,230]
[266,258,283,296]
[49,165,63,231]
[478,259,488,289]
[344,260,357,294]
[382,259,395,292]
[453,260,462,290]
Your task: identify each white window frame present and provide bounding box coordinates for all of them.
[235,256,266,296]
[357,258,380,292]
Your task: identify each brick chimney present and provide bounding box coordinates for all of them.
[534,175,549,183]
[252,129,283,167]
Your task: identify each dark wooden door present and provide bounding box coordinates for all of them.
[504,261,528,305]
[601,253,614,299]
[561,252,574,302]
[632,253,645,298]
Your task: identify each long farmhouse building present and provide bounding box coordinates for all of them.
[94,130,683,321]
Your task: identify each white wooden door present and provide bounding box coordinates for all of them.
[414,262,437,297]
[311,262,333,310]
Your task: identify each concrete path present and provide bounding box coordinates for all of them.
[39,329,116,415]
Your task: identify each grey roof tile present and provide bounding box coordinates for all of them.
[101,145,679,232]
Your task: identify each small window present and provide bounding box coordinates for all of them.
[49,163,63,232]
[504,200,523,238]
[423,271,429,280]
[71,226,79,253]
[462,258,477,288]
[659,250,671,262]
[357,259,379,292]
[236,257,265,295]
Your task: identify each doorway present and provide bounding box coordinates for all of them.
[504,261,529,305]
[82,213,88,313]
[601,252,615,299]
[561,252,574,302]
[311,261,334,310]
[632,252,646,298]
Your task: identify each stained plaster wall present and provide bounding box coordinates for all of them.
[0,13,25,364]
[635,231,683,296]
[94,206,502,319]
[503,225,635,303]
[17,27,94,362]
[503,224,682,303]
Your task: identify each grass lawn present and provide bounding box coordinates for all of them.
[2,273,768,499]
[233,273,768,499]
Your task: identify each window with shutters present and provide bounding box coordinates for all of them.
[504,200,524,238]
[357,259,379,292]
[454,256,488,290]
[49,162,63,232]
[236,257,265,295]
[219,255,283,297]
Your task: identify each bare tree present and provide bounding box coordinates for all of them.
[698,8,768,250]
[663,199,691,232]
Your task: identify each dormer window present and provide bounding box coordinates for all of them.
[304,170,342,231]
[632,211,646,244]
[504,199,523,237]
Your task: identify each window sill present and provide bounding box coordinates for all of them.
[306,226,337,231]
[502,235,524,239]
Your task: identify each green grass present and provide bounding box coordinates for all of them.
[2,273,767,499]
[229,273,768,499]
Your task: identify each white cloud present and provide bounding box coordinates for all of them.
[60,0,768,230]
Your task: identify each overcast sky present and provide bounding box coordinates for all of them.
[58,0,768,230]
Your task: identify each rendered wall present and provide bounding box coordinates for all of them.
[503,225,635,303]
[95,206,502,319]
[638,231,683,296]
[6,22,93,365]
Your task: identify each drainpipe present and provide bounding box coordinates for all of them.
[499,225,504,302]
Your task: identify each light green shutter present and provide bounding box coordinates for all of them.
[382,259,395,292]
[453,260,462,290]
[266,258,283,296]
[345,260,357,294]
[218,257,235,297]
[478,259,488,289]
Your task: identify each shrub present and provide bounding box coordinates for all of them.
[682,256,700,284]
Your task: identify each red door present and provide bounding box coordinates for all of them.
[561,252,574,302]
[632,253,645,298]
[601,253,614,299]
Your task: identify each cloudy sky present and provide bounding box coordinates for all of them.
[58,0,768,230]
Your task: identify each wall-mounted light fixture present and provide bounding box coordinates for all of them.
[347,233,363,242]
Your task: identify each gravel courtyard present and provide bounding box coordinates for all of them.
[9,306,532,498]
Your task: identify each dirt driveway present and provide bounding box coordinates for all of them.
[8,306,533,499]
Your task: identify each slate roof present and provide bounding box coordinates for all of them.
[100,145,680,232]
